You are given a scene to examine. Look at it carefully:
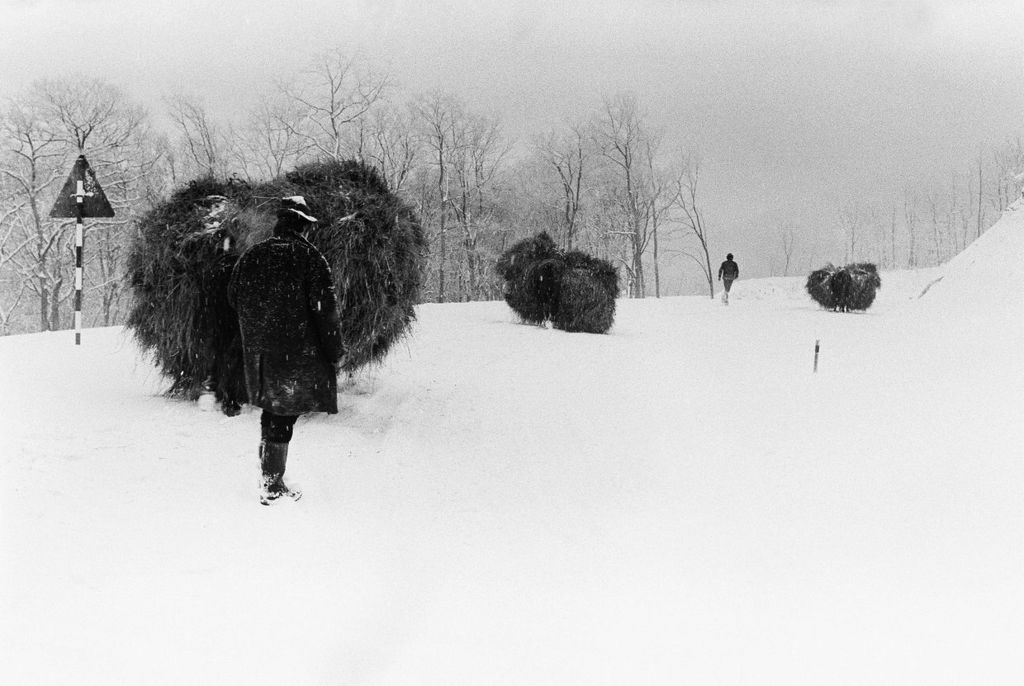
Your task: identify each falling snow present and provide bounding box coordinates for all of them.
[1,204,1022,684]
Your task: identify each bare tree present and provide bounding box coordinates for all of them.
[836,199,864,264]
[975,149,985,240]
[414,91,460,302]
[0,96,69,330]
[90,124,166,326]
[946,170,972,257]
[805,222,822,273]
[642,137,676,297]
[0,195,32,333]
[593,93,655,297]
[778,224,797,276]
[231,94,307,181]
[366,102,421,195]
[903,187,919,268]
[536,121,590,251]
[888,201,899,269]
[581,184,625,265]
[447,110,512,301]
[672,152,714,299]
[35,76,146,155]
[278,49,390,162]
[164,92,226,178]
[503,155,562,242]
[924,185,946,266]
[992,137,1024,211]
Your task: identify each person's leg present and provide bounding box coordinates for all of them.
[261,411,297,444]
[259,411,300,502]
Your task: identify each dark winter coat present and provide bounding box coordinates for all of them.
[227,225,344,415]
[718,259,739,280]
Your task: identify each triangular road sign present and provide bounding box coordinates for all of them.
[49,154,115,219]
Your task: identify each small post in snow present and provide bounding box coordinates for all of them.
[813,339,820,373]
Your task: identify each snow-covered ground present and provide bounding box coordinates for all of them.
[2,203,1022,685]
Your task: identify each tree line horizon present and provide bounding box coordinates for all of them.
[2,48,1022,335]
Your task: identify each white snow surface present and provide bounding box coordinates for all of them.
[2,204,1023,685]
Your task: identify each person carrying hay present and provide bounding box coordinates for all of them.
[718,253,739,304]
[228,196,345,505]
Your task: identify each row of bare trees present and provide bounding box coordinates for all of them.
[3,50,1023,334]
[767,138,1024,276]
[155,59,719,303]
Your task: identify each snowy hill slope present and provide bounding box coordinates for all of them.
[1,205,1022,685]
[918,197,1024,317]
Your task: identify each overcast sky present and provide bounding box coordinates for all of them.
[2,0,1023,284]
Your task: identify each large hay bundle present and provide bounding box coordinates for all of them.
[805,262,881,312]
[494,232,562,325]
[551,251,619,334]
[287,161,426,369]
[125,179,247,407]
[806,263,839,310]
[845,262,882,311]
[126,160,426,412]
[564,250,620,300]
[553,269,615,333]
[495,236,619,333]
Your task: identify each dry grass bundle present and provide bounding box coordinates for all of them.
[805,262,882,312]
[495,232,562,325]
[552,250,619,334]
[285,161,426,370]
[553,268,616,333]
[563,250,620,300]
[495,236,619,333]
[125,178,247,407]
[845,262,882,311]
[806,264,839,310]
[126,160,426,412]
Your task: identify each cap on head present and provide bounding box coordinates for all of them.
[727,253,733,260]
[277,196,318,223]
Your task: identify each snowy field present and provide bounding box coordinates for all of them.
[2,204,1022,685]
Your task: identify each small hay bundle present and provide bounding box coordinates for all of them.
[495,235,619,333]
[806,263,840,310]
[125,160,426,412]
[494,232,563,325]
[805,262,882,312]
[829,267,854,311]
[844,262,882,311]
[552,250,619,334]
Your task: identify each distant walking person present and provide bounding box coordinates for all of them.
[228,196,345,505]
[718,253,739,304]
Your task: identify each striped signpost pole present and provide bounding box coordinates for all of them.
[74,180,85,344]
[49,155,114,345]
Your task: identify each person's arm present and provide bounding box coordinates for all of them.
[307,251,345,366]
[226,257,242,309]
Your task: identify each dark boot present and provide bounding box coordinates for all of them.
[259,440,301,504]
